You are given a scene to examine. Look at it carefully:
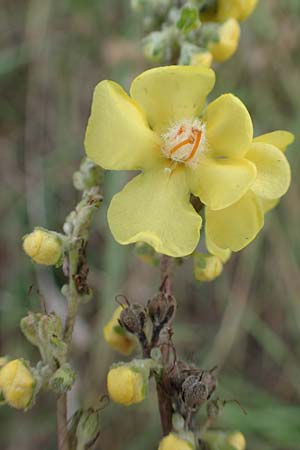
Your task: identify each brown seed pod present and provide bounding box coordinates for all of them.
[119,304,146,335]
[148,293,176,326]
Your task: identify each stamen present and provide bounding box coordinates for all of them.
[170,138,194,155]
[161,119,206,168]
[184,130,202,162]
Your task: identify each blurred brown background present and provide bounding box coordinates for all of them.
[0,1,300,449]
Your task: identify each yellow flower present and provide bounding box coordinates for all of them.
[191,51,213,68]
[209,19,241,62]
[205,130,294,252]
[85,65,272,257]
[0,359,34,409]
[23,228,62,266]
[107,365,146,406]
[228,431,246,450]
[202,0,258,22]
[194,253,223,282]
[103,306,136,356]
[158,433,194,450]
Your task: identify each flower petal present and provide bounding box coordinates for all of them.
[253,130,294,152]
[204,94,253,158]
[260,197,279,214]
[85,80,161,170]
[246,142,291,199]
[108,165,202,257]
[206,228,231,263]
[187,157,257,210]
[130,65,215,132]
[206,191,264,251]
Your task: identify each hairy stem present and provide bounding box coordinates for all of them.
[57,394,69,450]
[156,255,174,435]
[64,244,80,347]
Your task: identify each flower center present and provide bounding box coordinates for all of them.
[161,119,206,168]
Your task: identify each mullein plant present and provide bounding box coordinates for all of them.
[0,0,295,449]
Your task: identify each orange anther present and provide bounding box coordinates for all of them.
[184,130,202,162]
[170,138,192,155]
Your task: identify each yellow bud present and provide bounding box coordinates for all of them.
[158,433,194,450]
[191,51,213,68]
[103,306,136,356]
[23,228,62,266]
[0,359,35,409]
[209,19,240,62]
[228,432,246,450]
[194,254,223,282]
[107,365,145,406]
[217,0,258,22]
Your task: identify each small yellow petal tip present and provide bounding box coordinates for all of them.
[158,433,194,450]
[0,359,35,410]
[209,19,241,62]
[194,253,223,282]
[228,431,246,450]
[23,228,62,266]
[103,307,136,356]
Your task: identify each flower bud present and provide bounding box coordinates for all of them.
[179,43,213,68]
[208,18,240,62]
[107,360,151,406]
[191,51,213,68]
[228,432,246,450]
[103,306,136,356]
[23,228,63,266]
[201,0,258,22]
[0,359,35,409]
[193,253,223,282]
[75,408,101,450]
[73,158,103,191]
[202,430,246,450]
[218,0,258,22]
[158,433,194,450]
[20,312,43,347]
[142,30,171,64]
[49,364,76,394]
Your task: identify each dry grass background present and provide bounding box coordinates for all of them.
[0,1,300,449]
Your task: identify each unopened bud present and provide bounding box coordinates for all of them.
[49,364,76,394]
[107,359,152,406]
[208,18,240,62]
[228,432,246,450]
[23,228,63,266]
[193,253,223,282]
[20,312,42,347]
[143,30,172,64]
[202,430,246,450]
[75,408,101,450]
[158,432,195,450]
[0,359,35,410]
[73,158,103,191]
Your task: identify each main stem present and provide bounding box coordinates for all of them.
[57,244,80,450]
[156,255,174,435]
[57,394,69,450]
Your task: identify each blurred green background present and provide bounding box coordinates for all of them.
[0,0,300,449]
